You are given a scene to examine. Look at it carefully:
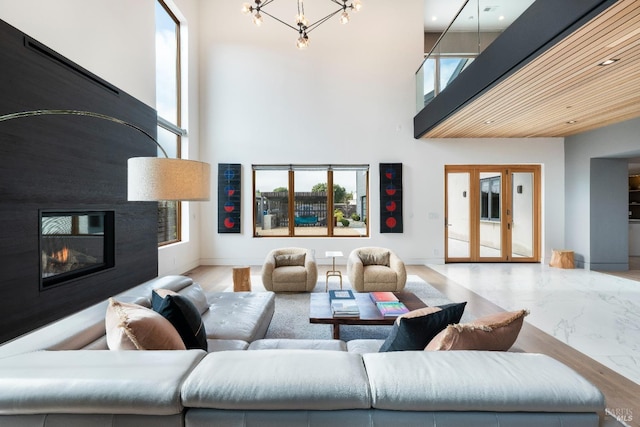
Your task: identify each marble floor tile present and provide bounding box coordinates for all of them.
[429,263,640,385]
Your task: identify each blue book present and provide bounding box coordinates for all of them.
[329,290,355,300]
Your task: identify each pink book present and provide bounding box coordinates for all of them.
[369,291,399,303]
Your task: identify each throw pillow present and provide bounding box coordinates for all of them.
[378,302,467,352]
[105,298,186,350]
[359,251,390,267]
[152,290,208,351]
[425,309,529,352]
[275,252,306,267]
[178,284,210,315]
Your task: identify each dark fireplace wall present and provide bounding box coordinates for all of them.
[0,19,159,343]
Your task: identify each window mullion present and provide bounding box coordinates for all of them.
[328,170,334,236]
[288,170,295,236]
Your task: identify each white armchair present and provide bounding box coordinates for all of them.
[347,247,406,293]
[261,247,318,292]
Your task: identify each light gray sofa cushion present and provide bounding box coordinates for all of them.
[347,339,385,354]
[206,339,248,352]
[173,284,210,315]
[248,338,346,351]
[182,349,371,410]
[143,275,195,295]
[0,350,205,415]
[202,292,274,342]
[363,351,604,413]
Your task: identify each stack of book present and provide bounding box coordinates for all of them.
[370,291,409,317]
[329,290,360,317]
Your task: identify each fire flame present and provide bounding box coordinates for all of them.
[52,247,69,263]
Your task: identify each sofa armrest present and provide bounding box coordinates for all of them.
[388,252,407,286]
[304,250,318,291]
[347,251,364,292]
[0,350,206,415]
[261,253,276,289]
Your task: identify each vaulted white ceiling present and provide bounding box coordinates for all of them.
[424,0,535,32]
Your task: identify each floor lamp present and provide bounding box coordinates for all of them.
[0,109,211,202]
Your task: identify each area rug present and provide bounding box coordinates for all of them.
[255,275,470,341]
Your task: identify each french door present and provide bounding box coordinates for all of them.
[445,165,541,262]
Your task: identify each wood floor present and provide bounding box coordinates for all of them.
[599,256,640,283]
[185,264,638,427]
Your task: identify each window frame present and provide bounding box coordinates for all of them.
[156,0,184,247]
[252,164,370,238]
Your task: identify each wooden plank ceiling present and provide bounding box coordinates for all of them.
[422,0,640,138]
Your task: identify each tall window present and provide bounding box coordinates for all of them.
[253,165,369,237]
[155,0,184,245]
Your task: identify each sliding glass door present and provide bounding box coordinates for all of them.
[445,165,540,263]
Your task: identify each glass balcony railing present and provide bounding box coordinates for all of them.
[416,0,535,113]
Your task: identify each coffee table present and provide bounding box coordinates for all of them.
[309,291,427,339]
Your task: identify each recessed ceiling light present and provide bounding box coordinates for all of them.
[566,120,577,124]
[598,59,619,66]
[498,15,505,21]
[431,16,437,21]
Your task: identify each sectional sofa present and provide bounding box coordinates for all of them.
[0,275,605,426]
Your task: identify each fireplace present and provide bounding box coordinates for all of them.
[40,210,115,289]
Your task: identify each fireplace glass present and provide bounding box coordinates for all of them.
[40,210,115,288]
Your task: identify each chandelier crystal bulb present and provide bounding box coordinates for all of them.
[295,14,309,27]
[296,35,309,49]
[241,3,252,14]
[240,0,362,49]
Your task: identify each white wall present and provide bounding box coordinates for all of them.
[197,0,566,266]
[0,0,156,107]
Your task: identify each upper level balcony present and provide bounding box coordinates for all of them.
[416,0,535,113]
[413,0,632,139]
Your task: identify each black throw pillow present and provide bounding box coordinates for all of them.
[379,302,467,352]
[152,290,208,351]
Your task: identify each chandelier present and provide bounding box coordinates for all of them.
[241,0,363,49]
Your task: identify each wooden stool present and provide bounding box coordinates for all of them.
[232,266,252,292]
[549,250,575,269]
